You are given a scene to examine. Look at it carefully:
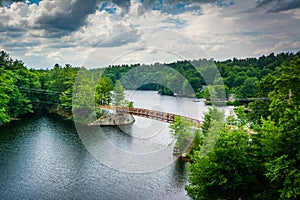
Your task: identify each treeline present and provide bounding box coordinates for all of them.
[0,51,124,124]
[170,55,300,199]
[102,52,298,100]
[0,50,299,124]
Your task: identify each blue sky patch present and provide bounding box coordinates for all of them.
[216,0,235,8]
[142,0,202,15]
[99,1,117,14]
[24,0,41,5]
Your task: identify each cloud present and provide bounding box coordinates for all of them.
[256,0,300,12]
[0,0,22,7]
[33,0,98,34]
[100,29,141,47]
[0,0,99,37]
[98,0,233,16]
[176,1,300,59]
[287,8,300,19]
[0,0,299,69]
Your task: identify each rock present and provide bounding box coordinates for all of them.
[88,113,135,126]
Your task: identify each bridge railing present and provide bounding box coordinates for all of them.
[99,105,202,127]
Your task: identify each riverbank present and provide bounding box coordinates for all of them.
[33,103,72,119]
[0,102,136,127]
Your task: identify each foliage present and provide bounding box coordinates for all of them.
[189,131,203,154]
[187,128,264,200]
[259,56,300,199]
[0,51,40,123]
[42,63,79,110]
[236,77,258,99]
[186,55,300,199]
[128,101,134,108]
[95,76,113,105]
[202,85,228,101]
[170,116,196,153]
[233,106,248,126]
[1,50,300,199]
[112,80,125,106]
[201,106,224,136]
[0,51,298,112]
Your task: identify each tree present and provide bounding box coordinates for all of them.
[72,69,97,124]
[202,106,224,136]
[170,116,196,153]
[186,107,265,200]
[95,76,113,105]
[186,125,263,200]
[258,56,300,199]
[0,70,12,123]
[0,51,40,123]
[202,85,228,101]
[236,77,258,99]
[234,106,248,127]
[59,88,73,112]
[248,74,276,123]
[112,80,125,106]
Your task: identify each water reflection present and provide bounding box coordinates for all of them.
[0,113,189,199]
[0,91,234,199]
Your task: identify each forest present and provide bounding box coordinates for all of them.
[0,50,299,199]
[178,55,300,200]
[0,50,298,125]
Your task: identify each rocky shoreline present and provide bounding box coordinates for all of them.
[0,103,135,127]
[88,113,135,126]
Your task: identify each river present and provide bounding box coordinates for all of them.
[0,90,234,199]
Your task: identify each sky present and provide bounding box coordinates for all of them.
[0,0,299,69]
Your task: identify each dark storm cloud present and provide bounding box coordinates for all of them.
[35,0,98,34]
[110,0,131,10]
[4,41,40,48]
[1,0,228,37]
[256,0,300,12]
[140,0,219,8]
[101,0,225,15]
[100,29,141,47]
[0,0,22,7]
[100,0,203,11]
[0,0,100,36]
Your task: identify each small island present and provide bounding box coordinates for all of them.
[88,80,135,126]
[89,112,135,126]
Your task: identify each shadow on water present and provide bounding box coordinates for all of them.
[173,158,189,186]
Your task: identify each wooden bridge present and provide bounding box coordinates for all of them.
[99,105,202,127]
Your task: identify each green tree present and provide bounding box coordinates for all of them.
[258,57,300,199]
[0,51,39,123]
[0,70,13,123]
[202,106,224,136]
[187,127,263,200]
[72,69,97,123]
[248,74,276,123]
[234,106,248,127]
[95,76,113,105]
[112,80,125,106]
[170,116,196,153]
[236,77,258,99]
[202,85,228,101]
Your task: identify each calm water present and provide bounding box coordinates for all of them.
[0,91,233,199]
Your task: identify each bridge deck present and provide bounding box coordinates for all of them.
[99,105,202,127]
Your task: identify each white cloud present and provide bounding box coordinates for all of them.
[281,8,300,19]
[0,0,299,68]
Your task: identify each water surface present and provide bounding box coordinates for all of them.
[0,90,233,199]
